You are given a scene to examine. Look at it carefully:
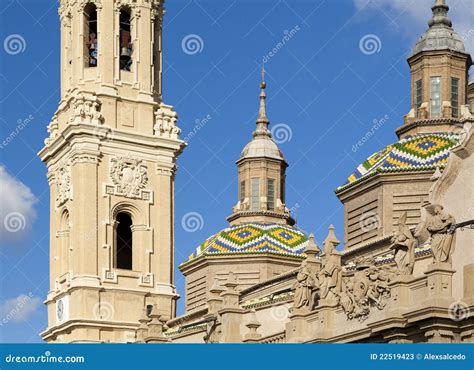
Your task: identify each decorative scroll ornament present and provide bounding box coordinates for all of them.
[55,165,71,207]
[154,103,181,139]
[110,156,148,198]
[44,115,59,146]
[115,0,139,10]
[69,94,104,125]
[339,259,395,322]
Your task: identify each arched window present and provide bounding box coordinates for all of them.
[115,212,133,270]
[119,7,133,71]
[84,3,98,67]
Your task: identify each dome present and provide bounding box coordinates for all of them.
[412,27,465,55]
[240,136,285,161]
[183,223,309,263]
[336,132,461,192]
[412,0,466,56]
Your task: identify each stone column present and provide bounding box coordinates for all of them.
[218,273,245,343]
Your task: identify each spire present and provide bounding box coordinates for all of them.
[428,0,452,28]
[253,64,271,138]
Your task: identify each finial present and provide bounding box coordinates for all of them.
[305,232,321,257]
[254,65,270,137]
[260,64,266,90]
[324,224,340,249]
[429,0,452,28]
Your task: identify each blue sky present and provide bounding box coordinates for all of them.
[0,0,472,343]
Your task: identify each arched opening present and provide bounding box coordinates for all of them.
[115,212,133,270]
[84,3,98,67]
[119,7,133,71]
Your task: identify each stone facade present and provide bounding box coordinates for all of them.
[40,0,473,344]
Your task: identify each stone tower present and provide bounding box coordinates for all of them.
[227,69,294,226]
[39,0,185,343]
[179,75,307,313]
[399,0,472,138]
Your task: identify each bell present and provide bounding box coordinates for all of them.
[121,47,130,57]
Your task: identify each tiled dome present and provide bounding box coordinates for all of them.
[184,223,308,263]
[337,132,461,191]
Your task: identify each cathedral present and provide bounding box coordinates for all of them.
[39,0,473,343]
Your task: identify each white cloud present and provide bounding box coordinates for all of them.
[0,294,41,324]
[353,0,474,56]
[0,165,37,241]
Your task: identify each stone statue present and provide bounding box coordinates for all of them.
[389,212,416,274]
[318,233,341,301]
[426,204,456,263]
[293,261,316,309]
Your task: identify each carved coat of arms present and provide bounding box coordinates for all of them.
[110,156,148,198]
[56,165,71,206]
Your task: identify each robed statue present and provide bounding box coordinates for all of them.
[426,204,456,263]
[389,212,416,274]
[293,261,316,309]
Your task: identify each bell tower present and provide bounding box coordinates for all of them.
[227,70,294,226]
[39,0,185,343]
[399,0,472,138]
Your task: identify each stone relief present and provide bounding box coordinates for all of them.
[110,156,148,198]
[339,260,394,322]
[291,226,398,322]
[389,212,416,274]
[154,103,181,139]
[55,165,71,207]
[69,94,104,125]
[425,204,456,263]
